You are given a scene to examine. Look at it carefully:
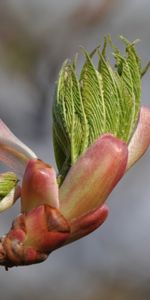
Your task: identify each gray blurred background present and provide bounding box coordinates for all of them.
[0,0,150,299]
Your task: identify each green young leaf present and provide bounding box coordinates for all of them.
[141,61,150,77]
[0,172,18,201]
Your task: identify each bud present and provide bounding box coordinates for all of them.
[0,36,150,269]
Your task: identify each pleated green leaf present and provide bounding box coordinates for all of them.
[114,37,141,141]
[80,49,106,145]
[98,53,120,136]
[53,61,88,180]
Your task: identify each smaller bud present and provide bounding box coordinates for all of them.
[21,159,59,213]
[0,172,20,212]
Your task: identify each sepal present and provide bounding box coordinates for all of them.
[67,204,108,244]
[127,106,150,169]
[60,134,128,220]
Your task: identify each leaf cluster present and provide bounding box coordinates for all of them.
[53,36,147,181]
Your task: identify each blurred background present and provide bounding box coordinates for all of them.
[0,0,150,299]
